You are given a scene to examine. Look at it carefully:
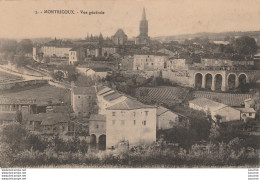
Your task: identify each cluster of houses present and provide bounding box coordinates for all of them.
[0,81,259,149]
[0,83,190,149]
[189,97,257,123]
[71,85,189,149]
[3,7,259,150]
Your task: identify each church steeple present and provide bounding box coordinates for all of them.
[135,8,150,45]
[142,8,146,20]
[139,7,148,37]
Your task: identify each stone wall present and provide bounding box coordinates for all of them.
[162,69,192,86]
[0,80,47,91]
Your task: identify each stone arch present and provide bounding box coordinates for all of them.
[98,134,106,150]
[227,73,237,90]
[90,134,97,144]
[238,73,248,85]
[205,73,213,90]
[214,74,223,91]
[195,73,203,89]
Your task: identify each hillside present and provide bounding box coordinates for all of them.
[153,31,260,44]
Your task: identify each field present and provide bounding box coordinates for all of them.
[0,84,70,105]
[0,71,23,83]
[135,86,254,107]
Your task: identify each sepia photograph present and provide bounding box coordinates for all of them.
[0,0,259,172]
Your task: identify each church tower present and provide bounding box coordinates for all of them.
[135,8,150,45]
[140,8,148,36]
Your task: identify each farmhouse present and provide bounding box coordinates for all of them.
[106,97,157,149]
[0,97,37,115]
[71,86,97,116]
[236,108,256,121]
[189,98,241,122]
[156,106,179,130]
[24,112,69,135]
[0,113,17,125]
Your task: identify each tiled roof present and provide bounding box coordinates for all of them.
[0,113,16,120]
[97,86,110,94]
[89,114,106,121]
[134,53,169,56]
[91,68,113,72]
[73,86,96,95]
[0,97,36,105]
[24,113,69,126]
[103,92,123,101]
[189,98,227,111]
[236,108,256,113]
[193,91,253,107]
[77,65,90,69]
[156,106,169,116]
[106,98,156,110]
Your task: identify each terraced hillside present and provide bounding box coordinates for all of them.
[135,86,254,107]
[135,86,192,106]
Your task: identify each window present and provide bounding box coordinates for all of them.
[112,112,116,116]
[145,111,149,116]
[78,96,80,99]
[112,120,116,125]
[133,120,136,125]
[142,120,146,126]
[249,113,252,116]
[96,124,99,129]
[89,96,91,99]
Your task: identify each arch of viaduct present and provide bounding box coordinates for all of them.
[190,70,259,92]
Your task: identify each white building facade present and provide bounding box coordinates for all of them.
[106,98,157,149]
[133,54,168,71]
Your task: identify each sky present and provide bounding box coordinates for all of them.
[0,0,260,39]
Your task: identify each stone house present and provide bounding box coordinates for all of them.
[189,97,241,122]
[106,97,157,149]
[71,86,97,117]
[24,112,69,135]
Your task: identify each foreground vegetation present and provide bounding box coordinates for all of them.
[0,123,259,168]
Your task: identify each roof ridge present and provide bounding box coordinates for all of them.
[124,98,130,109]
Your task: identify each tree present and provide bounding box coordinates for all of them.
[214,114,222,124]
[42,57,50,64]
[209,124,220,142]
[60,65,79,82]
[0,39,18,53]
[0,124,28,153]
[16,39,33,55]
[15,110,22,124]
[53,71,64,81]
[13,55,28,67]
[233,36,258,55]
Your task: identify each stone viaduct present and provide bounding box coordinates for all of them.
[190,70,259,91]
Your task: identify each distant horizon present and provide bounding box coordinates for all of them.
[2,30,260,41]
[0,0,260,39]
